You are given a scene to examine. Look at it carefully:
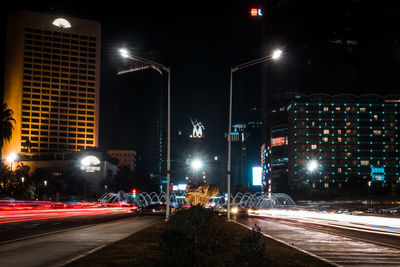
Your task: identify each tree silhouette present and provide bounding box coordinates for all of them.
[0,103,16,157]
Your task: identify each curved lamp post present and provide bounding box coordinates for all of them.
[118,48,172,221]
[227,49,282,221]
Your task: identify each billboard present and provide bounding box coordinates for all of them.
[252,167,262,186]
[271,136,288,147]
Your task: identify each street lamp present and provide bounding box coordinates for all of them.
[191,159,203,171]
[227,49,282,221]
[6,152,18,171]
[118,48,172,221]
[307,160,319,173]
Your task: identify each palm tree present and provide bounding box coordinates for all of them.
[0,103,16,156]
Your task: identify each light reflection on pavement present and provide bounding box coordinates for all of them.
[247,209,400,236]
[240,216,400,266]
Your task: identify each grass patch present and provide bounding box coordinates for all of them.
[67,216,330,267]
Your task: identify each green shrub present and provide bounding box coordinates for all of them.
[159,205,233,266]
[234,224,270,266]
[159,206,270,267]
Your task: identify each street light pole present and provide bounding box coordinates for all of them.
[119,48,172,221]
[166,67,171,221]
[227,68,233,221]
[227,49,282,221]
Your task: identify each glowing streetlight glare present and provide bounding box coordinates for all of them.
[6,153,17,163]
[191,159,203,170]
[272,49,282,60]
[307,160,318,172]
[119,48,130,58]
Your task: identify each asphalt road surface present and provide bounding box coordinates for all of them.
[239,216,400,266]
[0,216,160,267]
[0,208,143,242]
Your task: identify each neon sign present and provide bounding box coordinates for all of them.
[371,166,385,182]
[271,136,288,147]
[250,8,263,17]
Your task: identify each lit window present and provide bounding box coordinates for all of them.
[323,129,330,134]
[338,168,342,173]
[373,130,382,135]
[335,107,341,111]
[338,137,342,142]
[374,115,378,120]
[322,137,329,142]
[324,183,329,188]
[360,107,366,112]
[361,160,369,166]
[323,107,329,111]
[311,144,317,150]
[337,130,342,134]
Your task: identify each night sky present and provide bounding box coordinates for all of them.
[2,1,400,168]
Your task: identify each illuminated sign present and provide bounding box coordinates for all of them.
[271,136,288,147]
[371,166,385,182]
[252,167,262,186]
[81,155,101,173]
[178,184,187,191]
[190,118,205,138]
[52,18,71,28]
[250,8,263,17]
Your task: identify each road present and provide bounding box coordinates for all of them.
[0,206,138,242]
[239,213,400,266]
[0,216,160,267]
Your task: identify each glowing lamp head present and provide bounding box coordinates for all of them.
[307,160,319,172]
[272,49,282,60]
[119,48,130,58]
[191,159,203,171]
[6,152,17,163]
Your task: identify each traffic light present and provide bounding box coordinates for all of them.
[132,189,137,199]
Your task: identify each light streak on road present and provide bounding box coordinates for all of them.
[0,201,136,224]
[248,209,400,236]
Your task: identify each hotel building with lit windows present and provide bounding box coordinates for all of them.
[288,94,400,193]
[3,10,101,161]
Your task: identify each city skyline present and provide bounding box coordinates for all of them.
[2,1,400,167]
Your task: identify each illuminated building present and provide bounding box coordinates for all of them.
[3,10,101,160]
[270,126,289,192]
[289,94,400,193]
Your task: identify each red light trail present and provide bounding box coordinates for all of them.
[0,200,135,224]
